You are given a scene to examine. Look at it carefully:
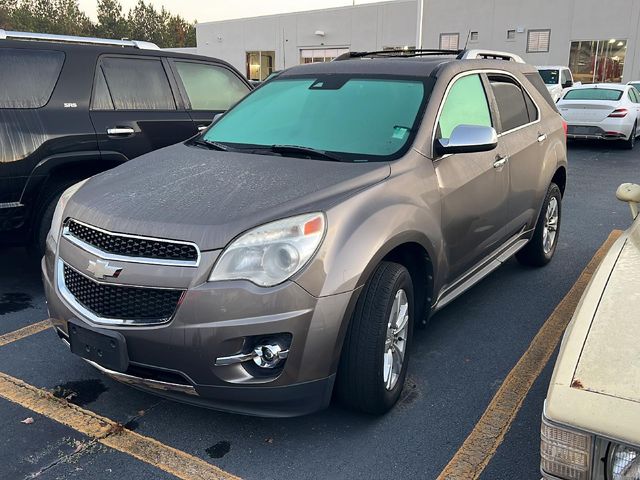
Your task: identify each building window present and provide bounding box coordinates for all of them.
[439,33,460,50]
[300,48,349,64]
[569,39,627,84]
[527,29,551,53]
[470,32,479,42]
[246,51,275,81]
[507,30,516,40]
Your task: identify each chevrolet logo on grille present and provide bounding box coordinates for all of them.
[87,260,122,280]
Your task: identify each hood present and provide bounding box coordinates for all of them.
[66,143,390,250]
[546,222,640,446]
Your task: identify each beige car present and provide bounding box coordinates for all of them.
[541,183,640,480]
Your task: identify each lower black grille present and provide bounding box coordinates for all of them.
[67,220,199,263]
[63,264,183,323]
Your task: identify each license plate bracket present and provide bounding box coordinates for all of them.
[68,319,129,373]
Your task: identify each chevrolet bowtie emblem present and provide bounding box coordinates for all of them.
[87,259,122,280]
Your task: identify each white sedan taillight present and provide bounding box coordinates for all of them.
[609,108,629,118]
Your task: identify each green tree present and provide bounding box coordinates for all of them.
[95,0,128,40]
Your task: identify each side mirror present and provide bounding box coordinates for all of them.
[436,125,498,155]
[212,112,224,123]
[616,183,640,219]
[562,80,573,89]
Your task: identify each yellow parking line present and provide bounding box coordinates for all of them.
[0,371,240,480]
[0,319,52,347]
[437,230,623,480]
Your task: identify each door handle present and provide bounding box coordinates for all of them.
[493,156,509,168]
[537,133,548,143]
[197,125,209,132]
[106,127,135,136]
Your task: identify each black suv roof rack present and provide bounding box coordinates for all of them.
[0,29,160,50]
[334,48,525,63]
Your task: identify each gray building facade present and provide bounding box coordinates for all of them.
[196,0,640,83]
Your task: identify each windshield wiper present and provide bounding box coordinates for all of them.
[192,139,231,151]
[268,145,344,162]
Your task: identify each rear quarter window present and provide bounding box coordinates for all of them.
[524,72,559,111]
[0,48,65,109]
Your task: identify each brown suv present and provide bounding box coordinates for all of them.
[43,49,568,417]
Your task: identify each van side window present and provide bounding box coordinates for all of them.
[437,74,492,139]
[174,62,250,111]
[100,57,176,111]
[0,48,65,109]
[488,75,532,132]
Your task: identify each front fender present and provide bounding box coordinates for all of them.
[294,175,442,298]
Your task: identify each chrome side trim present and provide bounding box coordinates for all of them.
[63,219,201,267]
[433,230,531,311]
[85,359,198,396]
[56,259,182,326]
[0,29,159,50]
[0,202,22,209]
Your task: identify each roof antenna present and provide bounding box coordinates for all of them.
[463,30,471,51]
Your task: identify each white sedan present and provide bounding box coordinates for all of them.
[557,83,640,148]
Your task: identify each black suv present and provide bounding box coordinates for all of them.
[0,30,251,254]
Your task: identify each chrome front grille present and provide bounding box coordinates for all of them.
[60,262,184,325]
[64,219,199,266]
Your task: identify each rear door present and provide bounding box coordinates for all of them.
[486,73,544,237]
[168,59,251,133]
[433,72,511,281]
[90,55,196,161]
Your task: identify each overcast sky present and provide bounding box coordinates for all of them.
[77,0,391,23]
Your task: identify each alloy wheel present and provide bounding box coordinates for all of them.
[383,289,409,391]
[542,197,559,254]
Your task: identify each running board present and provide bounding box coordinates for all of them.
[433,238,529,312]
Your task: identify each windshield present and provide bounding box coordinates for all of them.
[563,88,623,101]
[202,75,428,161]
[538,69,560,85]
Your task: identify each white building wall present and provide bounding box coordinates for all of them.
[196,0,640,81]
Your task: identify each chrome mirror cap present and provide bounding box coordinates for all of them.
[436,124,498,155]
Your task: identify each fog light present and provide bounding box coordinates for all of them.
[541,415,592,480]
[609,443,640,479]
[253,344,288,369]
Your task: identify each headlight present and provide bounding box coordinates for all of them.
[540,415,592,480]
[48,180,88,242]
[209,213,326,287]
[609,443,640,479]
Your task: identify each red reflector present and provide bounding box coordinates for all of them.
[608,108,628,118]
[303,216,323,236]
[562,120,568,136]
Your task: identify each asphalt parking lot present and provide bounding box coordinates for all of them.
[0,140,637,480]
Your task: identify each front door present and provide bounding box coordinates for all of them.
[90,55,196,162]
[433,73,510,282]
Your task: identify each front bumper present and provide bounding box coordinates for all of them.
[43,241,355,417]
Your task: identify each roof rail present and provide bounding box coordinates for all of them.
[0,29,160,50]
[457,49,525,63]
[333,48,462,61]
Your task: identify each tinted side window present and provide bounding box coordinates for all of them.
[489,76,531,132]
[0,48,64,109]
[92,68,114,110]
[175,62,249,111]
[438,74,492,139]
[560,69,569,85]
[101,57,176,110]
[524,72,559,111]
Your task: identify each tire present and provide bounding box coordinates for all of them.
[516,183,562,267]
[336,261,414,414]
[623,122,637,150]
[29,190,64,259]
